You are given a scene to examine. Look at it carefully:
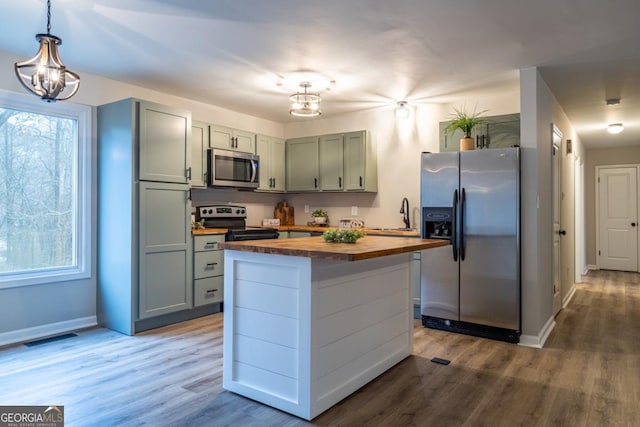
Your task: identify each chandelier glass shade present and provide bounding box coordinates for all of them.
[289,82,321,117]
[14,0,80,102]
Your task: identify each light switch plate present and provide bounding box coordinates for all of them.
[304,205,309,213]
[351,206,358,215]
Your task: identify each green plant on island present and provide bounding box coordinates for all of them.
[444,107,488,138]
[322,228,365,243]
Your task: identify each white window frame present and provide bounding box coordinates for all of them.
[0,90,92,289]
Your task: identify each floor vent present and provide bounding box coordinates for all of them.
[24,333,78,347]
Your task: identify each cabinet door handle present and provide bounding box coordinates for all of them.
[339,177,342,188]
[204,242,217,248]
[206,289,218,295]
[205,262,219,268]
[186,167,192,180]
[314,178,318,188]
[359,176,363,187]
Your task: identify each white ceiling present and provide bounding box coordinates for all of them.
[1,0,639,149]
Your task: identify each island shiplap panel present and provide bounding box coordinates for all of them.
[309,255,413,413]
[235,307,298,349]
[224,253,311,415]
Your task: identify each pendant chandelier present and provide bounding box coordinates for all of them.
[14,0,80,102]
[289,82,321,117]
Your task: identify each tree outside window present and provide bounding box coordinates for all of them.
[0,107,77,275]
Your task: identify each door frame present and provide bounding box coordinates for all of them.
[552,125,562,316]
[595,164,639,271]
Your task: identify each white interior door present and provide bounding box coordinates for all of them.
[598,167,638,271]
[552,141,562,316]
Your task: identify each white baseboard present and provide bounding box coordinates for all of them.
[0,316,97,348]
[562,285,577,308]
[519,316,555,348]
[587,264,597,272]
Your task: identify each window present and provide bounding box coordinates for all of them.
[0,91,91,288]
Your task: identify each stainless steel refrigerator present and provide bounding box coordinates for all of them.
[420,147,520,343]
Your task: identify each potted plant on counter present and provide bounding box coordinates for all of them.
[445,107,487,151]
[311,209,328,224]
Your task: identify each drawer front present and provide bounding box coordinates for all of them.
[194,250,224,279]
[194,276,224,306]
[193,234,225,252]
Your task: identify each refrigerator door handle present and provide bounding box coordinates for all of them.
[452,189,458,261]
[460,187,466,261]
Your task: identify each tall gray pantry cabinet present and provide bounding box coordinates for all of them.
[97,98,193,335]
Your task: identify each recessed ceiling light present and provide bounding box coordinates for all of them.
[606,98,621,106]
[607,123,624,134]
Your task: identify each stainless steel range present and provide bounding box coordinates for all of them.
[195,205,279,241]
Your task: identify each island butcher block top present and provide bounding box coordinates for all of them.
[217,235,448,261]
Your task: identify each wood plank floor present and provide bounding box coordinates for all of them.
[1,270,638,426]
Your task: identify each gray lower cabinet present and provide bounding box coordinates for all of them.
[193,235,225,306]
[139,182,193,319]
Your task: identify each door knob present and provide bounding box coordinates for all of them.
[632,223,637,227]
[559,230,566,236]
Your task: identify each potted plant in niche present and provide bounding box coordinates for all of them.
[311,209,328,224]
[445,107,487,151]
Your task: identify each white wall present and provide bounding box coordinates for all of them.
[519,67,585,343]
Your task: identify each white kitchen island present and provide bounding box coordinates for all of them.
[218,235,447,420]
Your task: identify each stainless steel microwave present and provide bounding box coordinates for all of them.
[207,148,259,189]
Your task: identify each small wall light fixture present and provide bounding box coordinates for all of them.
[395,101,410,119]
[607,123,624,134]
[14,0,80,102]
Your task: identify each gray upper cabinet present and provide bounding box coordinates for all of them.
[343,131,377,192]
[439,113,520,152]
[138,101,191,184]
[319,134,344,191]
[286,136,320,191]
[286,130,377,193]
[256,134,285,192]
[97,98,193,336]
[210,125,256,153]
[190,121,209,188]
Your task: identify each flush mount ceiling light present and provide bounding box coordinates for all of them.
[607,123,624,134]
[395,101,410,119]
[14,0,80,102]
[289,82,321,118]
[606,98,621,106]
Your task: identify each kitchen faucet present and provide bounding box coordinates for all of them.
[400,197,410,229]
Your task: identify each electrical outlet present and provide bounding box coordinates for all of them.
[351,206,358,215]
[304,205,309,213]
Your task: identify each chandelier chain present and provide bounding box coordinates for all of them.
[47,0,51,34]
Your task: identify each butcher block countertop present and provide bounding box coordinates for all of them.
[217,235,448,261]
